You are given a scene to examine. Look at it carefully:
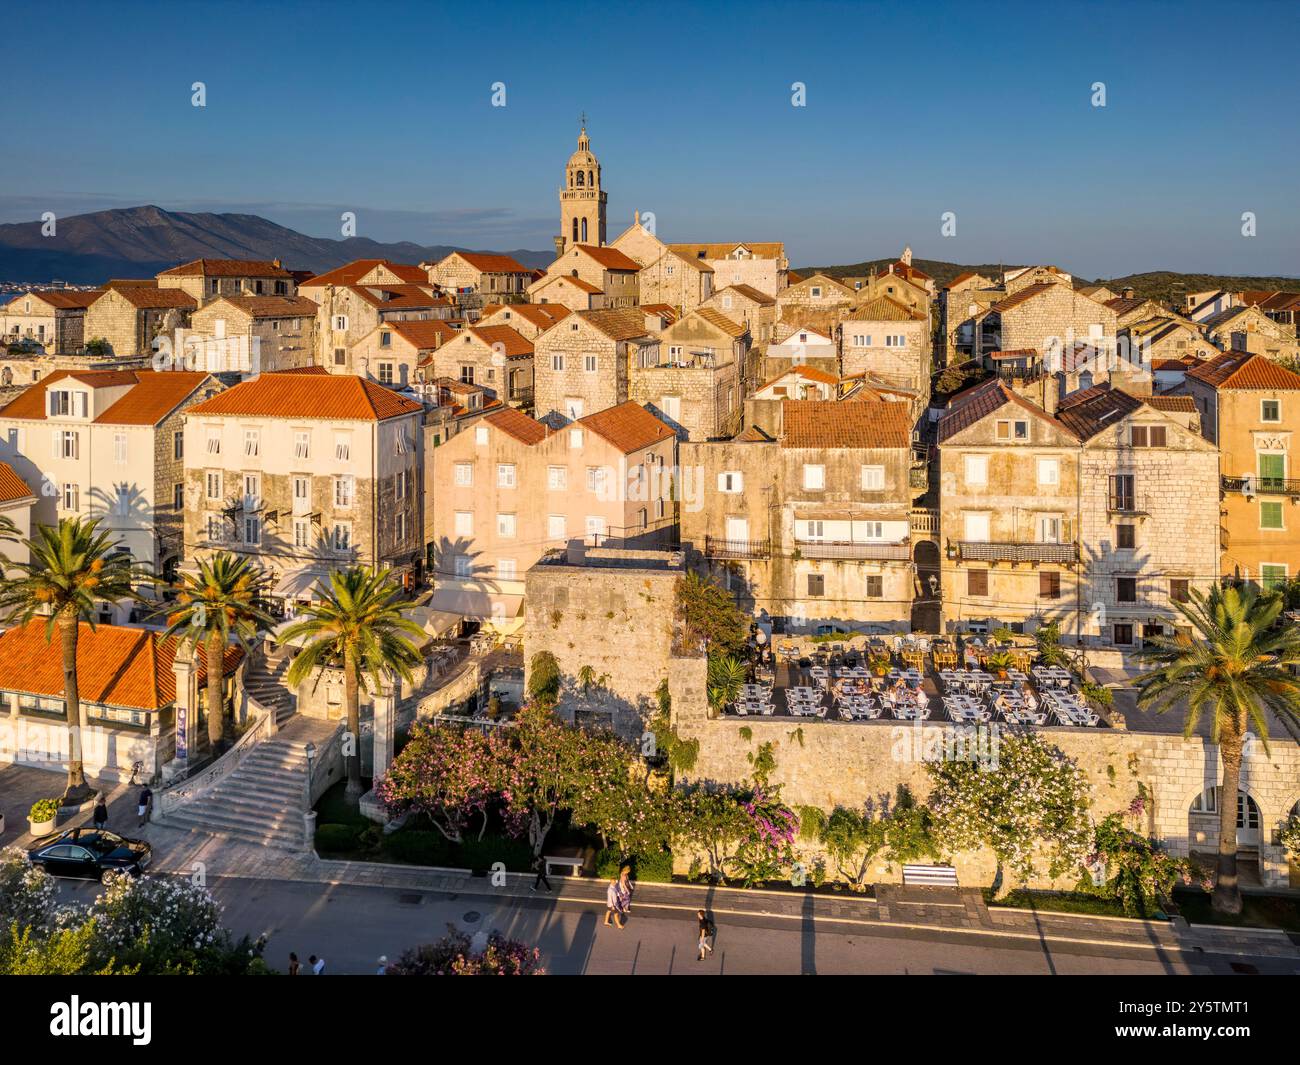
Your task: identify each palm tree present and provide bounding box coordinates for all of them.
[1135,584,1300,914]
[279,566,423,799]
[0,518,138,799]
[706,655,748,714]
[159,552,276,751]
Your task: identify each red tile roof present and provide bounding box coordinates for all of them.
[484,406,549,445]
[24,290,102,310]
[452,251,531,274]
[717,283,775,306]
[579,401,676,454]
[0,370,214,425]
[991,282,1058,313]
[300,259,427,287]
[387,319,458,349]
[0,621,244,711]
[0,461,35,504]
[187,373,422,421]
[576,308,650,342]
[466,325,533,358]
[1145,394,1197,412]
[346,284,438,310]
[103,287,198,311]
[780,399,911,449]
[847,294,925,322]
[937,379,1069,443]
[757,366,840,392]
[208,295,318,318]
[1185,350,1300,391]
[1054,385,1145,440]
[692,307,748,337]
[156,258,292,279]
[571,244,641,271]
[482,304,570,330]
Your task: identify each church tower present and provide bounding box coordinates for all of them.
[555,120,607,258]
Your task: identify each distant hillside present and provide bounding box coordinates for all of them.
[0,205,553,284]
[799,257,1300,303]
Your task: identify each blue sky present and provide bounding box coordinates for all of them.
[2,0,1297,278]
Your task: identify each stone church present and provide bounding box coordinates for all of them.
[554,122,607,257]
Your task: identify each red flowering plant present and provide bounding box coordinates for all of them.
[386,925,544,975]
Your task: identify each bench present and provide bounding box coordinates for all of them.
[543,854,586,878]
[902,864,959,888]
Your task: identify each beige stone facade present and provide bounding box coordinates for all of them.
[702,284,776,346]
[0,290,98,354]
[840,296,931,395]
[84,288,196,358]
[633,309,749,440]
[532,308,653,425]
[636,249,713,315]
[664,242,788,298]
[155,258,296,304]
[178,295,318,376]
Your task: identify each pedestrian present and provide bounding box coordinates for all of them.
[603,878,624,929]
[136,784,152,828]
[697,909,715,961]
[309,954,325,975]
[287,952,300,976]
[376,956,388,975]
[530,854,552,893]
[92,794,108,830]
[618,865,635,911]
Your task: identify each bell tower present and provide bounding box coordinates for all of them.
[555,117,607,258]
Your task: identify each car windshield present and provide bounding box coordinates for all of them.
[81,831,127,853]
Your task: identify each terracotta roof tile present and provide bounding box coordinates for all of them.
[0,621,243,711]
[387,319,458,349]
[0,370,214,425]
[780,399,910,449]
[1186,350,1300,391]
[186,373,422,421]
[579,401,675,454]
[157,258,292,279]
[482,304,570,330]
[692,307,748,337]
[937,379,1072,443]
[103,287,198,311]
[576,308,650,342]
[1054,385,1145,440]
[0,461,35,504]
[485,406,549,445]
[570,244,641,271]
[466,325,533,358]
[300,259,428,287]
[990,282,1057,314]
[1145,394,1197,412]
[23,290,102,310]
[666,242,785,260]
[757,366,840,392]
[209,294,318,318]
[847,294,925,321]
[716,283,775,306]
[451,252,531,274]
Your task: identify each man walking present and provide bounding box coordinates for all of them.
[136,784,153,828]
[697,910,715,961]
[92,793,108,831]
[530,854,552,893]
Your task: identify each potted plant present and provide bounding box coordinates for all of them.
[984,651,1014,680]
[28,798,59,837]
[869,651,892,677]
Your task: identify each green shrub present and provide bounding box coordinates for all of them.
[596,847,673,882]
[314,823,358,854]
[458,834,534,873]
[382,830,453,867]
[29,799,59,823]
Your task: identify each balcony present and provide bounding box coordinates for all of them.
[1221,475,1300,498]
[909,466,929,490]
[797,540,911,561]
[508,386,534,407]
[1106,495,1148,516]
[955,540,1078,564]
[910,507,939,536]
[704,536,771,560]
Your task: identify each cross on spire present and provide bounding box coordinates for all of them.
[579,111,587,129]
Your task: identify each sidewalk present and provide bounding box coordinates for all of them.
[140,820,1300,962]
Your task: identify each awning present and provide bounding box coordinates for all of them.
[273,566,329,600]
[403,605,462,639]
[427,579,523,631]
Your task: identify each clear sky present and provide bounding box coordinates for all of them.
[2,0,1297,278]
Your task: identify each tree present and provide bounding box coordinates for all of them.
[818,789,940,892]
[527,650,561,706]
[386,925,543,975]
[0,518,139,798]
[1134,584,1300,914]
[160,552,275,750]
[675,572,748,657]
[672,787,752,884]
[1087,812,1203,917]
[0,847,58,937]
[928,732,1092,895]
[281,566,423,798]
[706,654,747,714]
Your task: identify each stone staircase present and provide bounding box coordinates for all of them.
[160,718,338,851]
[244,649,297,726]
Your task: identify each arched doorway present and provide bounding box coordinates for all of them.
[1189,787,1262,852]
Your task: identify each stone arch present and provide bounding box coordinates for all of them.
[1187,784,1264,855]
[575,170,584,187]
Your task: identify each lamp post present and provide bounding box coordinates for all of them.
[302,740,318,852]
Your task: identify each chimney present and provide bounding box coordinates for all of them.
[273,259,282,269]
[1122,286,1134,300]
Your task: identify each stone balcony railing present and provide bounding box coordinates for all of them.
[954,540,1078,564]
[704,536,771,560]
[796,540,911,561]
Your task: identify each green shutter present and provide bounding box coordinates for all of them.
[1258,453,1285,484]
[1260,502,1284,530]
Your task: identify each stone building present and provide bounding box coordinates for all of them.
[983,281,1118,370]
[664,242,788,298]
[632,308,748,440]
[1182,350,1300,586]
[939,272,1001,365]
[636,248,714,315]
[839,294,931,395]
[554,124,607,257]
[347,318,460,387]
[182,370,425,612]
[0,290,100,354]
[83,287,197,358]
[0,369,223,600]
[0,461,36,566]
[155,258,296,303]
[1200,305,1300,363]
[297,259,446,363]
[526,272,605,311]
[423,251,532,308]
[477,302,570,341]
[176,294,318,377]
[776,272,856,318]
[682,399,921,632]
[703,284,776,346]
[763,324,839,380]
[533,244,640,309]
[533,307,655,425]
[430,324,534,409]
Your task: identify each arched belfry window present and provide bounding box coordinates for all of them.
[572,219,578,244]
[581,218,588,243]
[575,170,584,187]
[587,170,594,187]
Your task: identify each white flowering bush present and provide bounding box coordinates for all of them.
[927,732,1092,887]
[87,872,223,957]
[0,846,58,935]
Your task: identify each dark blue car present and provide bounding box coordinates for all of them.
[28,828,151,881]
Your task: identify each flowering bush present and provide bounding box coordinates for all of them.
[1085,813,1205,916]
[386,925,544,975]
[86,873,224,971]
[0,847,59,936]
[1279,813,1300,863]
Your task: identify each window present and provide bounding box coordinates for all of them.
[565,398,585,420]
[1117,523,1136,549]
[967,570,989,597]
[861,521,884,540]
[1170,578,1190,604]
[810,286,822,299]
[1113,623,1134,646]
[334,475,354,508]
[1260,501,1284,530]
[807,573,825,597]
[206,471,223,500]
[963,454,988,485]
[1040,571,1061,599]
[474,425,489,447]
[996,420,1028,441]
[293,475,310,511]
[61,482,79,512]
[243,429,259,457]
[547,466,567,491]
[1037,515,1062,543]
[569,429,583,449]
[884,334,905,347]
[334,348,346,366]
[379,331,392,348]
[496,513,516,538]
[334,434,351,461]
[395,469,406,501]
[293,518,311,549]
[294,431,311,459]
[963,513,990,542]
[584,355,597,373]
[453,554,472,577]
[396,511,407,543]
[802,464,825,490]
[1109,474,1135,511]
[206,429,221,455]
[173,482,184,510]
[1117,577,1137,603]
[243,515,261,545]
[459,365,474,385]
[1036,458,1059,486]
[547,514,566,540]
[174,431,184,460]
[332,315,348,331]
[243,473,260,509]
[454,511,473,536]
[206,515,223,542]
[1260,564,1288,591]
[497,463,516,489]
[551,354,565,372]
[497,559,517,580]
[586,466,608,494]
[1258,453,1285,488]
[660,396,681,422]
[1261,399,1281,423]
[865,575,883,598]
[718,471,744,493]
[55,430,79,459]
[377,362,393,384]
[331,523,351,551]
[1130,425,1167,448]
[851,334,870,346]
[861,465,885,491]
[584,515,606,537]
[104,429,124,463]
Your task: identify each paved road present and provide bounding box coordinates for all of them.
[50,875,1295,975]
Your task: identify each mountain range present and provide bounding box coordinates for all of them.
[0,205,554,284]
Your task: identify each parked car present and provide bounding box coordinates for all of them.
[28,828,151,881]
